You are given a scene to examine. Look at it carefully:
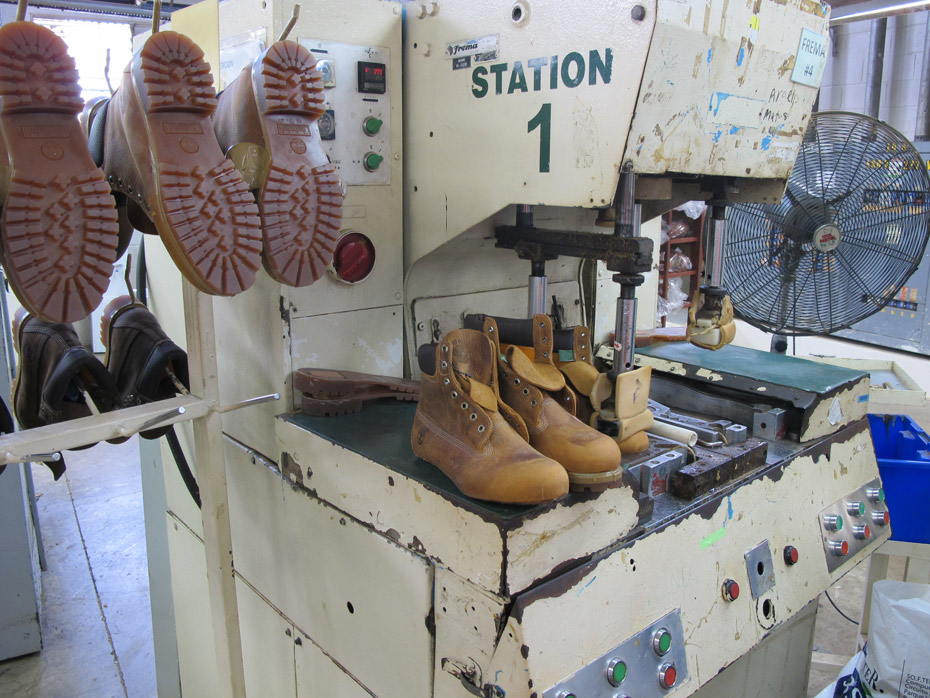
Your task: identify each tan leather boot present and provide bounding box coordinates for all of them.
[411,329,568,505]
[213,40,342,287]
[102,31,262,296]
[483,315,623,490]
[0,21,119,323]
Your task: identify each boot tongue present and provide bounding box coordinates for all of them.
[505,346,565,391]
[449,329,499,411]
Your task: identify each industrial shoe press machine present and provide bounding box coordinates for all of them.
[73,0,900,696]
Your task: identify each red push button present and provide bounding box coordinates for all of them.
[829,540,849,556]
[853,524,871,540]
[871,510,890,526]
[333,232,376,283]
[784,545,799,565]
[723,579,740,601]
[659,663,677,690]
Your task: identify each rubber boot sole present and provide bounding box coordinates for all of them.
[294,368,419,416]
[130,32,262,296]
[0,22,119,323]
[251,41,342,287]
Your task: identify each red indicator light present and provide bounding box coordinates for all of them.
[723,579,740,601]
[333,232,376,283]
[659,664,677,690]
[784,546,799,565]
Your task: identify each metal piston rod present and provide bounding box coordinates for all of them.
[610,167,641,378]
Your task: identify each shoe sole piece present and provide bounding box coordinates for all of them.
[252,41,342,287]
[295,368,419,417]
[566,463,626,493]
[131,32,262,296]
[0,22,119,323]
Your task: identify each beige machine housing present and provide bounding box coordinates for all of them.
[139,2,895,698]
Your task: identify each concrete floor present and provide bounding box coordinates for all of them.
[0,436,156,698]
[0,401,925,697]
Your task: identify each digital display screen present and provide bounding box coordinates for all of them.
[357,61,386,94]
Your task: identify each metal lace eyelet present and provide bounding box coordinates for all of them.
[581,331,586,337]
[531,399,537,407]
[470,413,477,421]
[522,388,530,395]
[451,390,458,398]
[539,321,544,327]
[514,378,521,385]
[542,336,548,343]
[461,402,468,410]
[441,360,448,369]
[442,344,449,353]
[443,378,450,385]
[543,352,549,358]
[478,425,486,433]
[581,344,586,349]
[489,327,494,333]
[564,395,571,401]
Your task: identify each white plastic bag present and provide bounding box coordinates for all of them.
[816,581,930,698]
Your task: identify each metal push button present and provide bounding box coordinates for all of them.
[659,663,678,690]
[784,545,799,565]
[653,627,672,656]
[866,487,885,503]
[853,524,871,540]
[823,514,843,531]
[606,658,627,686]
[846,501,866,517]
[829,539,849,556]
[871,510,890,526]
[722,579,740,601]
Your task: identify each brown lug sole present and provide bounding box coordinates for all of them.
[0,22,119,323]
[122,32,262,295]
[295,368,419,417]
[252,41,342,287]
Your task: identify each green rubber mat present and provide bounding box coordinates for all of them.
[636,342,868,395]
[281,403,541,520]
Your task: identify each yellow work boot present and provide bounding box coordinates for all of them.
[412,329,569,505]
[483,314,624,491]
[213,40,342,288]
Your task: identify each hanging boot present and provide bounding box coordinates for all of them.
[102,30,262,295]
[412,329,568,505]
[479,314,624,491]
[11,310,121,473]
[0,21,119,323]
[82,95,143,258]
[213,40,342,287]
[100,295,190,439]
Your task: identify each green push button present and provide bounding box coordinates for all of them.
[610,659,626,686]
[363,116,383,136]
[363,152,384,171]
[654,628,672,655]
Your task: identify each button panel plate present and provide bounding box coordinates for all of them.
[819,477,888,572]
[543,609,688,698]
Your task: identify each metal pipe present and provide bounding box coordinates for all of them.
[528,276,547,316]
[704,205,728,288]
[830,0,930,26]
[916,11,930,141]
[864,18,887,119]
[611,170,639,376]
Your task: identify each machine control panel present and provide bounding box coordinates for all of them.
[819,478,889,572]
[299,39,391,186]
[543,609,689,698]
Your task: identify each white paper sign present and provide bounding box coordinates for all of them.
[219,29,265,91]
[791,28,827,87]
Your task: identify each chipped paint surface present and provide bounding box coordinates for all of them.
[625,0,829,181]
[802,381,869,442]
[696,367,724,382]
[637,356,687,376]
[486,426,887,695]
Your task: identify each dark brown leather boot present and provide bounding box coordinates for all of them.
[213,40,342,287]
[412,329,568,505]
[480,315,624,491]
[0,21,119,323]
[101,296,189,439]
[12,311,120,445]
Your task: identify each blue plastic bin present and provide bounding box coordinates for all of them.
[867,414,930,544]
